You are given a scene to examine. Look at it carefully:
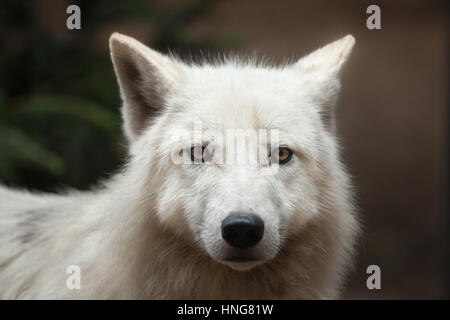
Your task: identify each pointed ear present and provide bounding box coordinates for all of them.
[295,35,355,130]
[109,33,182,141]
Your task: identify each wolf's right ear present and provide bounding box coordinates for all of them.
[109,33,182,142]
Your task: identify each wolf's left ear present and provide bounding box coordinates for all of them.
[109,33,182,142]
[295,35,355,130]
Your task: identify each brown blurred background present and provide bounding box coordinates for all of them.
[0,0,447,298]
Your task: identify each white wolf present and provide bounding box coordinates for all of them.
[0,33,359,299]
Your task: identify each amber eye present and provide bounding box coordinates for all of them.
[191,145,210,163]
[270,146,293,165]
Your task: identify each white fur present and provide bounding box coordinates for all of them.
[0,33,359,299]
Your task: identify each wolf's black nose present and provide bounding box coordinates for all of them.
[221,213,264,249]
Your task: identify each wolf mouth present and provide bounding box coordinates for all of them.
[222,256,261,262]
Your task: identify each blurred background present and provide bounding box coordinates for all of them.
[0,0,447,299]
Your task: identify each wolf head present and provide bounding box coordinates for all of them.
[109,33,355,271]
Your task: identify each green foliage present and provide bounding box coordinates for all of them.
[0,0,237,191]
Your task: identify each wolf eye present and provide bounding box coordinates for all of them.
[191,145,211,163]
[270,146,293,165]
[278,147,293,164]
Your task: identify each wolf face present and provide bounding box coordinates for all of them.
[109,34,355,271]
